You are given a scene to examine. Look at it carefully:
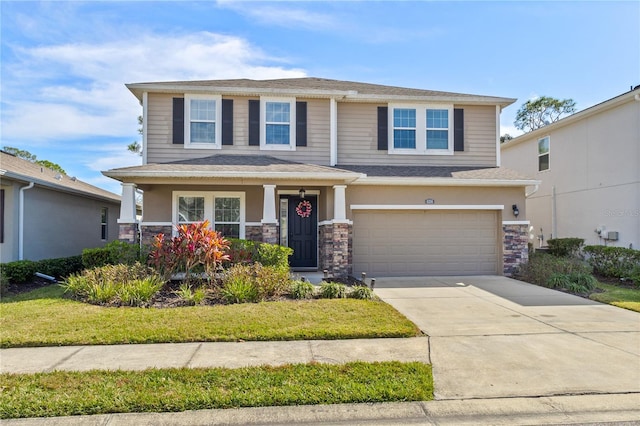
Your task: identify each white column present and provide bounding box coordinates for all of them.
[333,185,347,222]
[261,184,277,224]
[330,98,338,166]
[118,183,138,223]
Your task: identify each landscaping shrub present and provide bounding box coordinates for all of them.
[1,260,37,283]
[547,238,585,258]
[149,220,230,284]
[61,262,164,307]
[289,280,315,299]
[516,252,592,287]
[349,285,376,300]
[546,272,597,294]
[0,273,8,296]
[583,245,640,278]
[221,264,259,304]
[175,283,207,306]
[256,243,293,268]
[319,282,347,299]
[36,256,83,279]
[83,240,141,269]
[225,238,258,265]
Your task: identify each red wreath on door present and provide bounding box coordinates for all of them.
[296,200,312,218]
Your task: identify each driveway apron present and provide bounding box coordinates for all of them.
[374,276,640,400]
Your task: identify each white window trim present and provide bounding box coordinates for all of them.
[184,94,222,149]
[172,191,245,239]
[260,97,296,151]
[388,103,454,156]
[538,136,550,172]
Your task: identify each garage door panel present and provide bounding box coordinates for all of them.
[352,210,499,277]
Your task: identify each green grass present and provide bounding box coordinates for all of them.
[0,286,420,348]
[590,282,640,312]
[0,362,433,419]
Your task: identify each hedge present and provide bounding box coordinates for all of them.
[225,238,293,268]
[0,255,84,284]
[583,245,640,278]
[547,238,585,258]
[82,240,141,269]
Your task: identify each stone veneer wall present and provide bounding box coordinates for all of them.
[261,223,279,244]
[245,225,263,242]
[118,224,138,243]
[140,225,173,246]
[319,222,352,278]
[503,223,529,276]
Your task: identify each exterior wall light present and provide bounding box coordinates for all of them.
[512,204,520,218]
[299,188,306,199]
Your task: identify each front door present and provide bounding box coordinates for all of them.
[280,195,317,268]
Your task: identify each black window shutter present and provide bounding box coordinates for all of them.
[222,99,233,145]
[248,100,260,146]
[377,106,388,150]
[296,101,307,146]
[454,108,464,152]
[172,98,185,144]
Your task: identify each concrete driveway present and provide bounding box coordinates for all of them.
[374,276,640,401]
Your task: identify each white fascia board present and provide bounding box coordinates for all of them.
[351,204,504,210]
[344,93,517,107]
[502,220,531,225]
[349,176,541,187]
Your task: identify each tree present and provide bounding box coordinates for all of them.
[514,96,576,133]
[500,134,513,144]
[127,115,144,156]
[2,146,66,174]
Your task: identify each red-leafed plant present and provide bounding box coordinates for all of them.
[149,220,230,284]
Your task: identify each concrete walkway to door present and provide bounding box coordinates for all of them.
[373,276,640,401]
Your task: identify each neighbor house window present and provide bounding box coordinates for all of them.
[185,94,222,148]
[261,97,295,150]
[173,192,245,239]
[538,136,550,171]
[100,207,108,240]
[389,104,453,155]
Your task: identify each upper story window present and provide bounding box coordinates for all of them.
[538,136,550,171]
[185,94,222,149]
[389,104,453,155]
[261,97,296,150]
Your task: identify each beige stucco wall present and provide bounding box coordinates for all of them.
[501,94,640,248]
[145,93,499,168]
[0,183,17,263]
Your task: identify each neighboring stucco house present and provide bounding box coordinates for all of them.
[0,151,121,263]
[104,77,537,277]
[501,87,639,250]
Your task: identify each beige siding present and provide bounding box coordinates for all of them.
[146,94,330,164]
[336,103,497,167]
[501,95,640,248]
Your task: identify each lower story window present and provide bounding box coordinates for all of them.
[173,192,245,239]
[100,207,108,240]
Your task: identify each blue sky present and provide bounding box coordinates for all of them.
[2,1,638,194]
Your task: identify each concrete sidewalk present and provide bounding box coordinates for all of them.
[0,338,430,374]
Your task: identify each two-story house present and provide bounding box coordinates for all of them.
[501,87,640,249]
[103,78,537,277]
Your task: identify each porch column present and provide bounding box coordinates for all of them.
[261,184,278,244]
[333,185,347,222]
[118,183,138,243]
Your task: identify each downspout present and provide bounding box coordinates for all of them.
[551,185,557,239]
[19,182,35,260]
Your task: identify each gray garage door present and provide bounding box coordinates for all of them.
[352,210,499,277]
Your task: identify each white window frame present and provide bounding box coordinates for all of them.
[260,97,296,151]
[172,191,245,239]
[388,103,454,156]
[184,94,222,149]
[538,136,550,172]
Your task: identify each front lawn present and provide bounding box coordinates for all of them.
[0,285,420,348]
[590,281,640,312]
[0,361,434,419]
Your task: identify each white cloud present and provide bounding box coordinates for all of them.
[2,32,307,143]
[217,1,338,30]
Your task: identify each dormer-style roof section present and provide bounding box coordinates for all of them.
[0,151,121,203]
[126,77,516,107]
